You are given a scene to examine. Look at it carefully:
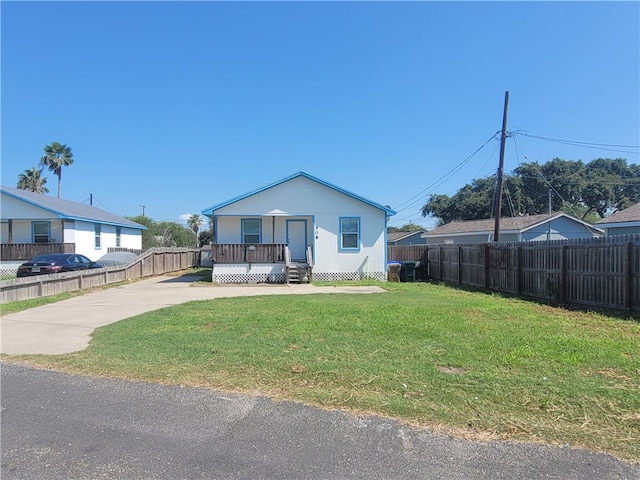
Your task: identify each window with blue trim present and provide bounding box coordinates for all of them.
[241,218,261,244]
[33,221,50,243]
[95,224,101,248]
[340,217,360,250]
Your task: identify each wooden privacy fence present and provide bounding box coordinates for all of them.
[1,243,75,261]
[389,234,640,312]
[0,247,199,303]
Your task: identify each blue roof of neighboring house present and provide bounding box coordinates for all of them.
[201,171,396,217]
[1,185,146,230]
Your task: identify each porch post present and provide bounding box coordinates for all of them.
[272,216,275,243]
[8,219,13,243]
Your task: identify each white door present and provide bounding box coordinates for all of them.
[287,220,307,262]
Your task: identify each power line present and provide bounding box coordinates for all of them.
[513,131,640,155]
[393,132,500,213]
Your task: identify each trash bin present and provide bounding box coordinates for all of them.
[400,261,417,282]
[387,261,401,282]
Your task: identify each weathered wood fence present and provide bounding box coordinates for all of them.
[388,234,640,312]
[1,243,75,260]
[1,248,199,303]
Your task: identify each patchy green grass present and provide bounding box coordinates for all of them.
[6,282,640,462]
[1,290,86,315]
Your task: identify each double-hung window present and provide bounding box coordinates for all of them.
[241,218,261,244]
[95,224,101,248]
[339,217,360,251]
[33,221,50,243]
[115,227,121,247]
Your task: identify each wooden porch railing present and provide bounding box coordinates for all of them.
[1,243,75,260]
[211,243,287,264]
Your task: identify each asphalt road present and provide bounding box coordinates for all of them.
[2,363,638,480]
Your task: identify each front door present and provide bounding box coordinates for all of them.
[286,220,307,262]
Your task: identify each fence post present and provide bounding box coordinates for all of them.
[560,245,568,305]
[439,246,444,281]
[516,246,522,295]
[484,243,490,290]
[625,242,633,310]
[458,246,463,284]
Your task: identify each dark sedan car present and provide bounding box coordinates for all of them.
[16,254,103,277]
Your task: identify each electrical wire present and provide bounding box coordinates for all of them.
[510,136,584,218]
[514,131,640,155]
[392,132,500,214]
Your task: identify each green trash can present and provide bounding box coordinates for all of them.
[400,261,417,282]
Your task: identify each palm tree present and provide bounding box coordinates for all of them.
[40,141,74,198]
[17,167,49,194]
[187,214,204,247]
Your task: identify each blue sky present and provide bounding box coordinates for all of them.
[2,1,639,229]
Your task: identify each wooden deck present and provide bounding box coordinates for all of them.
[210,243,287,263]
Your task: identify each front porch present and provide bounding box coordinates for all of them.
[207,243,313,284]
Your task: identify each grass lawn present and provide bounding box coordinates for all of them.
[4,282,639,462]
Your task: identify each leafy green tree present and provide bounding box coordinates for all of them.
[40,141,74,198]
[17,167,49,194]
[198,230,213,246]
[513,158,585,214]
[156,222,193,247]
[127,215,157,249]
[581,158,639,217]
[422,177,500,224]
[421,157,639,224]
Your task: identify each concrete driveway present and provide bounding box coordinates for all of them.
[0,275,385,355]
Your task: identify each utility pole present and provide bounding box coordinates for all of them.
[548,189,552,214]
[493,91,510,242]
[90,193,93,206]
[140,204,146,216]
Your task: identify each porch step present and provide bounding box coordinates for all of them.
[287,263,311,284]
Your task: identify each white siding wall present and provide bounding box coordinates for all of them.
[69,221,142,260]
[215,176,388,279]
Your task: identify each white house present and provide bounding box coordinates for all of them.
[201,171,396,283]
[1,185,145,261]
[595,203,640,236]
[423,212,603,245]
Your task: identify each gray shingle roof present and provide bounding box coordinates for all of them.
[387,230,427,242]
[427,212,599,236]
[595,203,640,225]
[1,185,146,230]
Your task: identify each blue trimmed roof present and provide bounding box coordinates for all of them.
[1,185,146,230]
[201,171,396,217]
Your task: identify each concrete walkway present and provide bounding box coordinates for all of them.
[0,275,385,355]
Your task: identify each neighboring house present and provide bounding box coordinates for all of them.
[595,203,640,236]
[387,230,427,245]
[201,171,396,283]
[1,185,145,261]
[423,212,603,245]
